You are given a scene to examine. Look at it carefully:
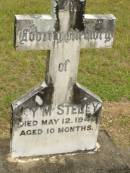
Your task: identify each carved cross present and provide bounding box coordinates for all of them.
[15,0,115,104]
[11,0,116,157]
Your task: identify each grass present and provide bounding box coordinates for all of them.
[79,0,130,101]
[0,0,130,144]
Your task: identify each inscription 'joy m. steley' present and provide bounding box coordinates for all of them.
[11,0,116,158]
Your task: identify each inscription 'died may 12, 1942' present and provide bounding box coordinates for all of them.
[11,0,116,158]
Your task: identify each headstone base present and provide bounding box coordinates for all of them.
[0,130,130,173]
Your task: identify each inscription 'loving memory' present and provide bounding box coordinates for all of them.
[19,25,113,44]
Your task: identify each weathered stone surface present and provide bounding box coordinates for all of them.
[15,14,116,50]
[1,131,130,173]
[11,0,116,158]
[15,15,54,50]
[11,83,102,157]
[81,14,116,48]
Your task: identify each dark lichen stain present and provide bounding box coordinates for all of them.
[73,84,102,123]
[12,82,102,130]
[95,19,104,31]
[54,0,86,31]
[12,84,54,130]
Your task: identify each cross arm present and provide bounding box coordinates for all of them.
[15,15,54,50]
[81,14,116,49]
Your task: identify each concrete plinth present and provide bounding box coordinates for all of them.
[0,130,130,173]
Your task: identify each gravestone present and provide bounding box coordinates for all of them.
[11,0,116,158]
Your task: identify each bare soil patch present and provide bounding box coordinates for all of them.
[102,101,130,150]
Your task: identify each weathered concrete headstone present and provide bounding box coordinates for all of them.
[11,0,116,158]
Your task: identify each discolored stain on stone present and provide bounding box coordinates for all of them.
[54,0,86,31]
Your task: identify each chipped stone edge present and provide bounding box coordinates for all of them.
[11,82,47,111]
[76,83,103,104]
[15,14,53,20]
[84,14,116,20]
[7,142,101,163]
